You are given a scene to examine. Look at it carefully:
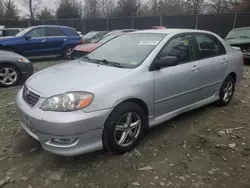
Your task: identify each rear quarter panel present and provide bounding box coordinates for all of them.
[61,27,81,49]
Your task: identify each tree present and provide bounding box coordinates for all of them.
[84,0,100,17]
[99,0,116,17]
[114,0,140,16]
[23,0,41,19]
[56,0,81,19]
[232,0,250,11]
[4,0,20,20]
[0,0,5,17]
[184,0,205,14]
[206,0,235,13]
[36,7,55,20]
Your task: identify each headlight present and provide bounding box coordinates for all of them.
[41,91,94,112]
[18,57,30,63]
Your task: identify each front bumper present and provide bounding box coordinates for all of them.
[20,63,34,81]
[16,88,112,156]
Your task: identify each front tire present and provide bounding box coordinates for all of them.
[0,64,20,87]
[217,75,235,106]
[103,102,147,154]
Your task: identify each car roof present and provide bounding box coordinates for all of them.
[30,25,73,29]
[133,29,215,35]
[0,28,23,30]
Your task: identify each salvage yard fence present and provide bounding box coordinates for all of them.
[1,12,250,38]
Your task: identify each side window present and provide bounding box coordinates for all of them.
[46,27,65,37]
[195,34,226,60]
[26,28,46,38]
[64,28,79,36]
[159,34,193,64]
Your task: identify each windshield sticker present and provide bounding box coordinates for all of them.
[139,41,160,46]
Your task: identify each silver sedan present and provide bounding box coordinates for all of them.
[16,29,243,156]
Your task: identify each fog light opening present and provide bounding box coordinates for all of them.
[51,138,77,145]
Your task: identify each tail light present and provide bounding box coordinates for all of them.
[80,40,84,44]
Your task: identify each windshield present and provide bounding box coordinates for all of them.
[83,31,98,39]
[98,33,122,44]
[16,27,32,37]
[86,33,166,68]
[226,29,250,39]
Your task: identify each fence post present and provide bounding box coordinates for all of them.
[84,18,86,34]
[160,15,163,26]
[56,19,59,25]
[28,19,30,27]
[131,16,134,29]
[81,19,84,33]
[195,14,199,29]
[233,12,237,29]
[106,17,109,31]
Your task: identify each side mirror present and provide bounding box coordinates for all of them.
[24,35,31,40]
[154,56,178,70]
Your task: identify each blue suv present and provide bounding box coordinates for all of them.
[0,25,82,58]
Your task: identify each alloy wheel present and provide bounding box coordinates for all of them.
[0,67,18,86]
[114,112,142,147]
[223,81,233,102]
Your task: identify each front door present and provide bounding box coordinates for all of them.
[194,34,228,99]
[21,27,48,56]
[154,34,201,117]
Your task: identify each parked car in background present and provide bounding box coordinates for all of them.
[71,30,135,59]
[82,31,108,44]
[151,26,167,29]
[226,27,250,60]
[0,25,82,58]
[16,29,243,156]
[0,28,24,37]
[0,50,33,87]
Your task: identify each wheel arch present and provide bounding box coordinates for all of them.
[0,62,22,78]
[228,72,237,83]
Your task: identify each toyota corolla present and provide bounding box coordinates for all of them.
[16,29,243,156]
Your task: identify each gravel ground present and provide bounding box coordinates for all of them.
[0,59,250,188]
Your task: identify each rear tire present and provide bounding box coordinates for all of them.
[0,64,21,87]
[103,102,147,154]
[62,47,73,60]
[216,75,235,106]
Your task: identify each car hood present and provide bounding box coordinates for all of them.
[226,38,250,45]
[0,36,19,42]
[26,60,131,98]
[0,50,23,59]
[74,43,101,52]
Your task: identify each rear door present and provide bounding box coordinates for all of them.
[45,27,66,55]
[194,33,228,99]
[21,27,47,56]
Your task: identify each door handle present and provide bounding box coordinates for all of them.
[222,59,228,64]
[63,38,67,41]
[192,65,199,71]
[42,39,46,42]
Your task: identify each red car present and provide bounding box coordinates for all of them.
[71,30,137,59]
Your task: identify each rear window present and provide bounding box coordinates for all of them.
[63,27,79,37]
[226,29,250,39]
[83,31,98,39]
[46,27,65,36]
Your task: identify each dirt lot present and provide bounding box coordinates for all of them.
[0,59,250,188]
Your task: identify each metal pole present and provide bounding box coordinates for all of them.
[195,14,199,29]
[84,18,86,34]
[132,17,134,29]
[233,12,237,29]
[81,19,84,33]
[107,17,109,31]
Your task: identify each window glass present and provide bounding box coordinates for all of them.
[26,28,46,38]
[87,33,165,68]
[0,30,3,37]
[5,29,20,36]
[159,34,193,64]
[64,28,79,36]
[226,29,250,39]
[195,34,226,60]
[46,27,65,36]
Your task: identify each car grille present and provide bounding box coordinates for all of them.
[22,85,40,107]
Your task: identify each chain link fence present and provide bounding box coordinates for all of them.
[1,12,250,38]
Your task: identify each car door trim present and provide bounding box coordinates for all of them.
[155,87,200,104]
[199,80,222,89]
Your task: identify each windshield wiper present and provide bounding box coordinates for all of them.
[95,59,124,68]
